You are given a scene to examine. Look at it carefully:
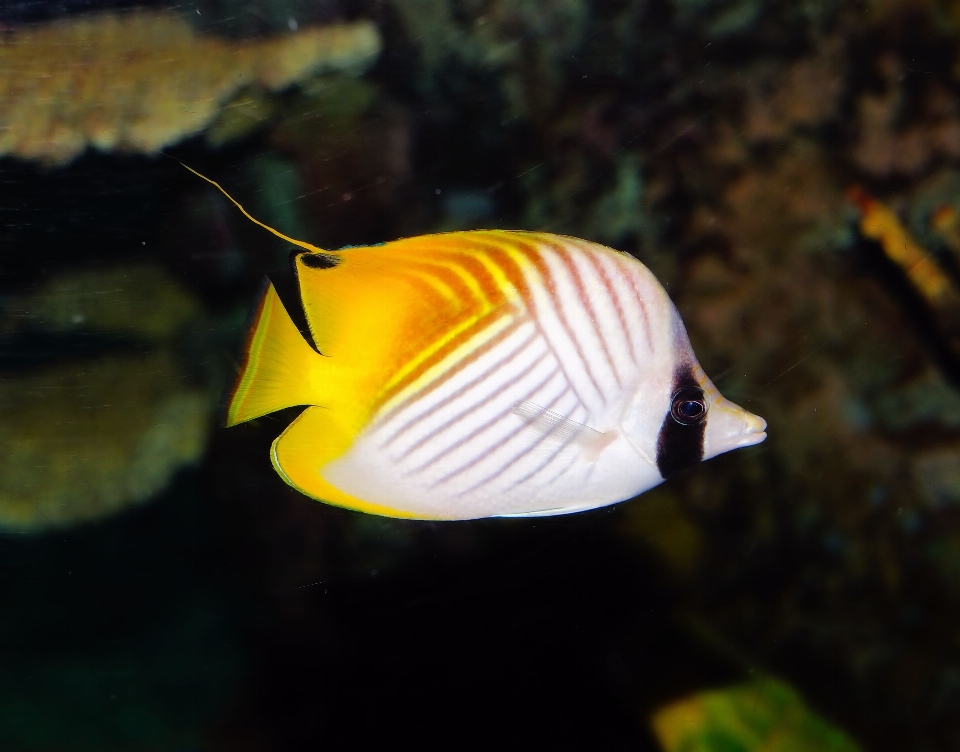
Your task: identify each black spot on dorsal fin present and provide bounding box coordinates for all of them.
[299,252,341,270]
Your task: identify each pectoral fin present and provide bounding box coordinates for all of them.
[511,401,617,462]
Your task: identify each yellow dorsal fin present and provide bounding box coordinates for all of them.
[181,163,324,253]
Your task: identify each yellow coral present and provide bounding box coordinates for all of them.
[0,352,210,530]
[930,203,960,272]
[849,187,956,307]
[0,12,381,165]
[0,262,215,530]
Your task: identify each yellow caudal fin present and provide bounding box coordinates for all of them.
[223,279,326,427]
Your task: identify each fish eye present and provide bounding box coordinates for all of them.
[670,386,706,426]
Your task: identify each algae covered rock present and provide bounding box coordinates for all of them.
[1,264,200,340]
[0,263,215,531]
[652,678,861,752]
[391,0,591,119]
[0,11,381,165]
[0,352,210,530]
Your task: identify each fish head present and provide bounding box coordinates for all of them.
[621,314,766,481]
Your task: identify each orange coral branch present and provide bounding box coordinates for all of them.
[847,186,955,306]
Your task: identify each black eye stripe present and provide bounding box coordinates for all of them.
[656,364,706,478]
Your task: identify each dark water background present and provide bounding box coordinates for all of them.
[3,1,960,750]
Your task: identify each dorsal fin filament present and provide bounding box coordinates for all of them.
[181,163,324,253]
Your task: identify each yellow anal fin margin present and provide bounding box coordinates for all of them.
[271,407,420,518]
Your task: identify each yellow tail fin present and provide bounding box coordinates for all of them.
[224,279,325,427]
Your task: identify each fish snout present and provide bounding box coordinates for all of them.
[739,409,767,446]
[704,396,767,459]
[740,408,767,444]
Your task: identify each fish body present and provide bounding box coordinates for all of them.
[225,229,766,520]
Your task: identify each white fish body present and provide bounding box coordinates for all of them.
[239,232,767,519]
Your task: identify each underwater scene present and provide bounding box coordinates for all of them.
[3,0,960,749]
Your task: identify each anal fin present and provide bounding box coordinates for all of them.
[271,407,420,519]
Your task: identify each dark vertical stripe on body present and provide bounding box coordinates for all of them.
[535,449,582,491]
[401,258,487,309]
[467,236,536,305]
[435,249,510,306]
[375,308,512,415]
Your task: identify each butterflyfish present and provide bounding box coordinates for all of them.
[196,169,767,519]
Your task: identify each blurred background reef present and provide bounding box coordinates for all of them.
[3,0,960,750]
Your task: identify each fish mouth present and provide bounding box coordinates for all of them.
[702,397,767,457]
[737,411,767,447]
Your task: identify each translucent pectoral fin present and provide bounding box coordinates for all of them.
[511,401,617,462]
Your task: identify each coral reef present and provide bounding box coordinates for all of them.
[8,0,960,749]
[0,263,214,530]
[649,96,960,748]
[202,9,960,743]
[850,56,960,179]
[391,0,592,120]
[0,352,210,529]
[0,12,381,165]
[739,40,847,144]
[849,188,959,314]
